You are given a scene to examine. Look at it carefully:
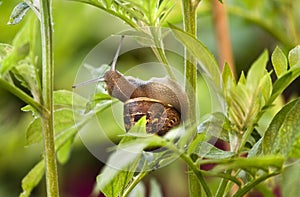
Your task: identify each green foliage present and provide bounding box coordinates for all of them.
[20,161,44,197]
[271,46,287,77]
[1,1,300,197]
[263,98,300,158]
[170,24,222,90]
[227,0,299,49]
[70,0,173,28]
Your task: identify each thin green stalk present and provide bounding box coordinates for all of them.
[182,0,201,196]
[182,0,199,120]
[150,28,176,79]
[167,142,212,197]
[215,170,232,197]
[0,78,43,113]
[122,171,149,197]
[39,0,59,196]
[232,172,280,197]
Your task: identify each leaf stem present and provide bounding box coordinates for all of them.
[215,170,232,197]
[122,171,149,197]
[181,1,201,196]
[39,0,59,196]
[232,172,280,197]
[0,78,43,113]
[167,142,212,197]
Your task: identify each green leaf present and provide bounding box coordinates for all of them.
[222,63,236,94]
[54,90,88,110]
[270,67,300,103]
[197,112,230,142]
[246,50,268,91]
[248,138,262,157]
[282,162,300,197]
[259,72,272,104]
[271,46,287,77]
[149,179,162,197]
[212,155,284,173]
[1,14,37,74]
[169,24,221,90]
[25,112,78,164]
[194,142,235,159]
[263,98,300,157]
[19,160,44,197]
[12,59,41,100]
[25,117,42,146]
[97,143,144,196]
[288,45,300,68]
[238,71,246,85]
[188,133,206,155]
[57,138,74,164]
[8,2,30,25]
[0,43,13,64]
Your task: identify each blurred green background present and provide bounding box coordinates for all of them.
[0,0,299,196]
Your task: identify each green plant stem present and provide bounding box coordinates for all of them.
[232,172,280,197]
[150,29,176,79]
[182,0,199,120]
[167,142,212,197]
[0,78,43,113]
[216,170,232,197]
[39,0,59,196]
[122,171,149,197]
[181,1,201,196]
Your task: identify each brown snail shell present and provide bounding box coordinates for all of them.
[72,36,188,136]
[123,97,181,136]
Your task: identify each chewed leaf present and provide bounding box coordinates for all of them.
[8,2,30,25]
[19,160,44,197]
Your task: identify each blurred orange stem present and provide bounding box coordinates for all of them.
[212,0,236,77]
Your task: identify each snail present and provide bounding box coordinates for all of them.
[73,36,189,136]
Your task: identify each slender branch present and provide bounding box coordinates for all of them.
[232,172,280,197]
[39,0,59,196]
[215,170,232,197]
[122,171,149,197]
[0,78,43,113]
[181,1,201,196]
[212,0,235,76]
[167,142,212,197]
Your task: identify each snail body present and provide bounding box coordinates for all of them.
[104,68,189,135]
